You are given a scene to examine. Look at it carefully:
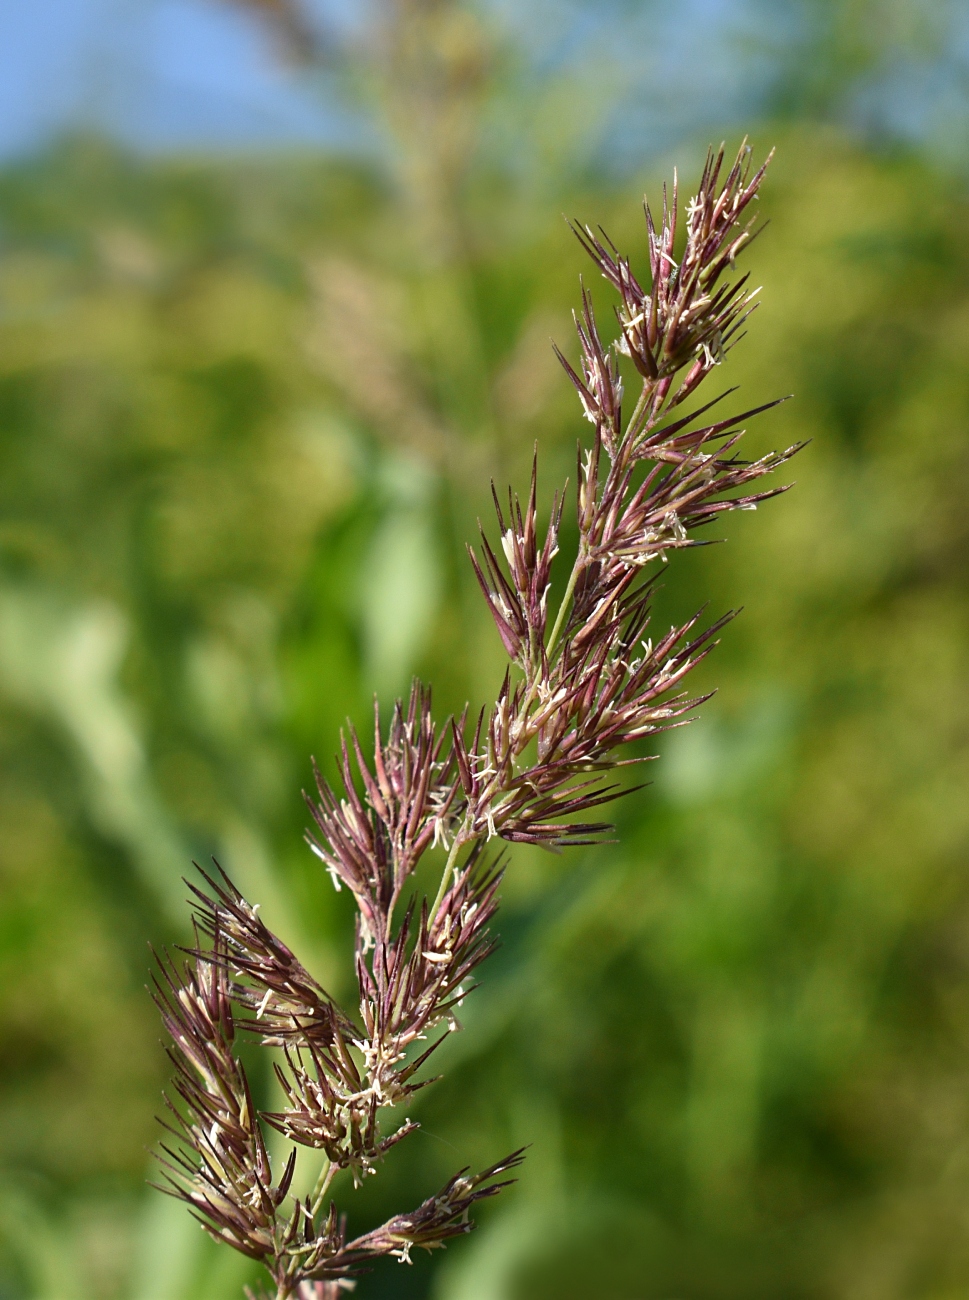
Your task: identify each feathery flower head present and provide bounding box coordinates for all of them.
[153,140,797,1300]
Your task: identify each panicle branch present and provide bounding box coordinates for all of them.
[463,141,799,860]
[153,140,797,1300]
[151,934,295,1265]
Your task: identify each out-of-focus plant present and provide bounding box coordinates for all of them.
[151,141,798,1300]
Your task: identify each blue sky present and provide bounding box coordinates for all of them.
[0,0,361,157]
[1,0,967,166]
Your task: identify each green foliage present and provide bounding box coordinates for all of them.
[1,125,969,1300]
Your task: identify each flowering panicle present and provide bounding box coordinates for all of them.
[153,140,797,1300]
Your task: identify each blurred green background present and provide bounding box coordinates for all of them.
[2,2,969,1298]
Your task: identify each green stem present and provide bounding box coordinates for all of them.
[545,553,583,659]
[627,382,652,439]
[429,832,468,926]
[310,1156,334,1218]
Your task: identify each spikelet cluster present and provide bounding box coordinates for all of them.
[152,141,799,1300]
